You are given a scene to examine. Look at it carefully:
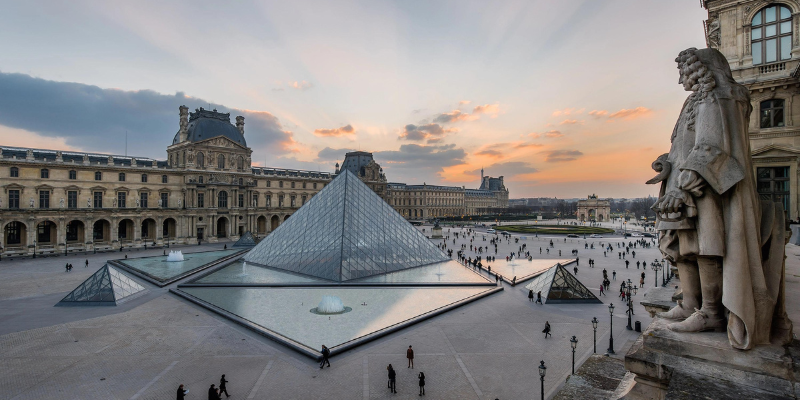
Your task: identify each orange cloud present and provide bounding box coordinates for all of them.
[559,119,580,125]
[433,110,478,123]
[529,130,562,138]
[472,103,500,115]
[313,124,355,137]
[288,80,313,90]
[459,100,471,105]
[589,110,608,118]
[515,142,544,149]
[608,107,652,120]
[475,149,503,158]
[552,108,584,117]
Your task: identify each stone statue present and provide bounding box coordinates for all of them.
[706,17,720,48]
[60,198,64,208]
[649,48,792,350]
[158,199,162,207]
[112,198,117,207]
[178,200,181,208]
[87,198,92,208]
[29,198,34,208]
[136,198,140,207]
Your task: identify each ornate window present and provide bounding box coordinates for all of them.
[237,156,244,171]
[39,190,50,208]
[761,99,785,128]
[140,192,148,208]
[160,192,168,208]
[40,169,49,179]
[10,167,18,177]
[93,191,103,208]
[69,170,77,180]
[117,192,126,208]
[95,171,102,181]
[757,167,790,215]
[217,154,225,169]
[198,176,204,184]
[197,192,205,208]
[196,152,204,168]
[9,189,19,209]
[218,191,228,208]
[68,191,77,209]
[752,5,792,65]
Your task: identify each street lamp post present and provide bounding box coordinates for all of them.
[661,260,667,286]
[570,336,578,374]
[591,317,598,354]
[33,240,37,259]
[651,262,660,287]
[607,303,615,354]
[626,279,637,330]
[538,360,546,400]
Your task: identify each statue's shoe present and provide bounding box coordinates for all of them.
[657,303,693,320]
[667,309,725,333]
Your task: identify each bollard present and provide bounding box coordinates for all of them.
[635,321,641,332]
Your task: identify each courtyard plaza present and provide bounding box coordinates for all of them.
[1,222,798,399]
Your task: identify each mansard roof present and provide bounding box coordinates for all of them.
[172,108,246,147]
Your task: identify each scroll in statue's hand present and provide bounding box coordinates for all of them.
[652,190,696,221]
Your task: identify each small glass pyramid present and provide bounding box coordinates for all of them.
[56,264,146,306]
[233,231,257,248]
[244,170,449,282]
[524,263,601,304]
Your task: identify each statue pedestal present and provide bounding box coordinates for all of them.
[623,317,799,399]
[431,226,443,239]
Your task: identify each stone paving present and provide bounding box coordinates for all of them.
[0,221,795,399]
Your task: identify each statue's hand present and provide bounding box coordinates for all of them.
[654,190,689,214]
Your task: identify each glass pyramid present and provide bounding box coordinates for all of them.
[56,264,146,306]
[524,263,601,304]
[244,170,449,282]
[233,231,257,248]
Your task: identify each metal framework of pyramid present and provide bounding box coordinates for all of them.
[524,263,601,304]
[56,264,146,306]
[233,231,257,248]
[244,170,449,282]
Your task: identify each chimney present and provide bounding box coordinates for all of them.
[236,116,245,136]
[178,105,189,142]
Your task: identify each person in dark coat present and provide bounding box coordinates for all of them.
[543,321,551,338]
[319,345,331,368]
[528,289,534,302]
[418,372,426,396]
[219,374,229,398]
[407,345,414,368]
[536,291,542,304]
[208,384,218,400]
[176,384,188,400]
[387,364,397,393]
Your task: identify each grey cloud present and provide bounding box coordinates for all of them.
[0,71,295,158]
[544,149,583,162]
[316,147,357,162]
[466,161,537,178]
[374,144,467,183]
[400,123,455,141]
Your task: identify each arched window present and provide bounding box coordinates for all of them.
[237,156,244,171]
[761,99,785,128]
[119,172,126,182]
[95,171,102,181]
[218,154,225,169]
[218,191,228,208]
[10,167,18,177]
[196,152,204,168]
[752,5,792,65]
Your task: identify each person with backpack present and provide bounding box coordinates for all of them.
[319,345,331,368]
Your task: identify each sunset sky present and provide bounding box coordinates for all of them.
[0,1,708,198]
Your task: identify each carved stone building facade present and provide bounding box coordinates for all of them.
[703,1,800,218]
[0,107,333,256]
[576,194,610,222]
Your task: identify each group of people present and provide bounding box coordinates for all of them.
[64,259,89,272]
[384,346,426,396]
[175,375,229,400]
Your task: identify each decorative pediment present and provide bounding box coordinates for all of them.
[63,185,82,194]
[196,136,247,150]
[90,186,107,193]
[115,186,131,193]
[34,184,55,191]
[751,144,800,158]
[2,183,25,194]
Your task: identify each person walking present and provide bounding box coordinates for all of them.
[418,372,426,396]
[207,384,218,400]
[536,291,543,304]
[528,289,534,302]
[543,321,552,338]
[319,345,331,368]
[219,374,230,398]
[387,364,397,393]
[599,284,605,296]
[573,266,578,275]
[65,263,69,273]
[176,384,188,400]
[407,345,414,369]
[85,259,89,268]
[612,270,616,280]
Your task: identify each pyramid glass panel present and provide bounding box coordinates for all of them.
[233,231,257,247]
[57,264,146,306]
[524,263,601,304]
[244,170,448,282]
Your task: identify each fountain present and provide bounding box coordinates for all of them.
[166,250,185,262]
[311,295,351,315]
[236,261,249,277]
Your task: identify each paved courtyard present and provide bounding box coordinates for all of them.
[0,221,797,399]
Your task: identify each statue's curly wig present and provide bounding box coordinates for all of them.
[675,48,716,131]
